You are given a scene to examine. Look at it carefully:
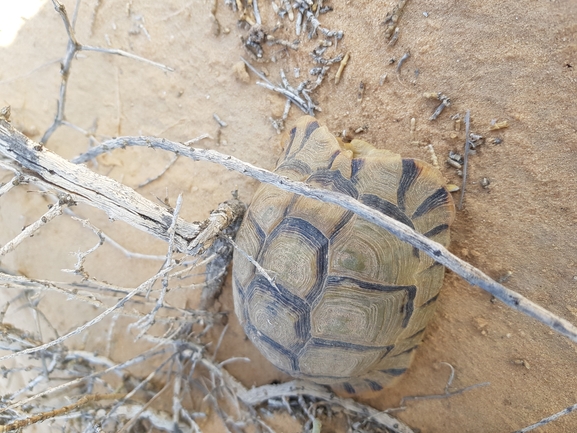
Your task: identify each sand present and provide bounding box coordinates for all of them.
[1,0,576,431]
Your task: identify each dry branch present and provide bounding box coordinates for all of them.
[458,110,471,210]
[42,0,173,144]
[0,344,171,416]
[2,121,577,344]
[0,264,176,363]
[229,378,414,433]
[0,199,66,258]
[2,120,577,342]
[0,393,125,432]
[400,362,489,405]
[0,119,243,256]
[513,402,577,432]
[70,133,577,344]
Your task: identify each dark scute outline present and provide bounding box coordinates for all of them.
[326,150,343,169]
[421,293,439,308]
[328,209,355,241]
[245,275,312,352]
[350,158,365,180]
[283,126,298,158]
[275,157,312,177]
[377,344,396,360]
[379,368,408,376]
[294,312,312,351]
[264,217,328,252]
[283,192,300,218]
[399,285,417,328]
[233,276,246,302]
[280,120,320,168]
[366,379,384,391]
[302,120,320,147]
[391,345,419,357]
[264,217,330,307]
[406,327,427,340]
[310,337,395,352]
[423,223,449,238]
[326,275,413,293]
[342,382,355,394]
[412,187,451,219]
[245,322,300,372]
[246,210,267,245]
[326,276,417,327]
[233,276,249,326]
[397,159,422,212]
[360,193,415,229]
[307,169,358,198]
[287,119,322,156]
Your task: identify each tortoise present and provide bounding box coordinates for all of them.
[232,116,456,394]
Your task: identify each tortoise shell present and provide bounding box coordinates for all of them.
[232,116,455,394]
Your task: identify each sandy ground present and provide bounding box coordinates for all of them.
[1,0,577,432]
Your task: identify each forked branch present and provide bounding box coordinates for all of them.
[0,120,243,255]
[41,0,173,144]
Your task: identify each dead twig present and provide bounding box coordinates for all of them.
[132,194,184,338]
[228,0,343,122]
[0,393,125,432]
[0,175,20,197]
[459,110,471,210]
[512,402,577,433]
[0,344,170,415]
[400,362,489,405]
[103,352,180,430]
[114,403,192,432]
[61,216,105,279]
[65,133,577,344]
[383,0,409,40]
[396,51,410,75]
[270,98,292,134]
[199,206,245,309]
[241,58,318,115]
[424,91,451,120]
[0,198,68,258]
[0,264,176,363]
[266,35,300,51]
[231,379,414,433]
[41,0,173,145]
[0,119,245,255]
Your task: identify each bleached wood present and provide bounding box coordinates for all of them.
[0,120,241,255]
[74,133,577,344]
[224,377,414,433]
[0,201,64,258]
[1,120,576,343]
